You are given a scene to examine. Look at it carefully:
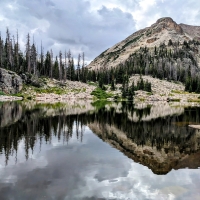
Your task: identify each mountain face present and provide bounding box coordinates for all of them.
[88,17,200,69]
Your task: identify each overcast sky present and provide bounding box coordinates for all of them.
[0,0,200,64]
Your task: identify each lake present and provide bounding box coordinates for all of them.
[0,101,200,200]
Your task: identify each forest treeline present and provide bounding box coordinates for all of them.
[0,102,199,165]
[0,28,88,82]
[92,39,200,93]
[1,28,200,93]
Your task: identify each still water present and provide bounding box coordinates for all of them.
[0,101,200,200]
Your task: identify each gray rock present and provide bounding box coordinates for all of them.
[0,68,23,94]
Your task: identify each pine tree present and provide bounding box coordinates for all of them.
[59,51,62,81]
[52,56,59,79]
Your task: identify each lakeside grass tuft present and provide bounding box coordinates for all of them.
[91,88,113,100]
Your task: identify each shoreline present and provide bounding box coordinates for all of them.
[0,95,23,101]
[1,93,200,108]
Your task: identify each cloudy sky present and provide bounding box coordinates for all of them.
[0,0,200,64]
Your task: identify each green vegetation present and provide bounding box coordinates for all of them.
[136,77,152,92]
[91,88,113,100]
[188,99,200,103]
[122,35,143,49]
[86,39,200,95]
[91,100,110,109]
[13,93,24,98]
[88,82,98,86]
[0,91,5,95]
[34,87,66,95]
[171,90,188,94]
[33,102,67,109]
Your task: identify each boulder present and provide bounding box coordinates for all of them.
[0,68,23,94]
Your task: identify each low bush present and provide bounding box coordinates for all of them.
[91,88,112,99]
[0,91,5,95]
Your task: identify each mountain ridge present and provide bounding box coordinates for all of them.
[88,17,200,70]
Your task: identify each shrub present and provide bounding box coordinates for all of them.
[0,91,5,95]
[91,88,112,99]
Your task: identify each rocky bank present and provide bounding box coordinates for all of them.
[0,68,23,94]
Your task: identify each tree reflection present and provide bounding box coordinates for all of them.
[0,102,200,174]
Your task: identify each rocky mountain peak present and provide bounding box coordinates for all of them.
[154,17,183,34]
[156,17,174,23]
[88,17,200,70]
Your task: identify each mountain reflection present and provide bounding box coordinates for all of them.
[0,101,200,174]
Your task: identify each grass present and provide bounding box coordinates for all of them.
[91,88,113,100]
[13,93,24,97]
[0,91,5,95]
[34,87,66,95]
[188,99,200,103]
[88,82,98,86]
[34,102,66,109]
[171,90,189,94]
[91,100,110,109]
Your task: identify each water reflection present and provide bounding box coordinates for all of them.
[89,102,200,174]
[0,101,200,199]
[0,101,200,174]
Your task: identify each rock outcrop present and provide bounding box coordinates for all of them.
[88,17,200,70]
[0,68,23,94]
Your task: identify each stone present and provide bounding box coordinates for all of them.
[0,68,23,94]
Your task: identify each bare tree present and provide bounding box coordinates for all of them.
[64,50,67,82]
[40,41,44,76]
[59,51,62,81]
[50,49,53,79]
[67,49,71,80]
[30,42,37,75]
[77,53,81,81]
[26,33,31,73]
[82,52,85,68]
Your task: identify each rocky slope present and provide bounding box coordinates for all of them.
[88,17,200,69]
